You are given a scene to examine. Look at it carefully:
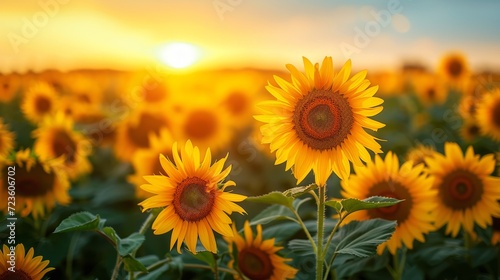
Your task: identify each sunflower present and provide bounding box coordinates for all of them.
[255,57,385,185]
[224,221,298,280]
[0,244,54,280]
[458,94,478,120]
[405,144,436,168]
[33,113,92,180]
[21,82,60,124]
[128,129,174,200]
[438,52,470,88]
[425,142,500,237]
[215,70,266,131]
[341,152,436,255]
[138,140,246,254]
[0,119,15,161]
[0,148,70,219]
[476,88,500,141]
[114,108,170,161]
[0,73,21,103]
[368,71,403,97]
[460,119,481,143]
[411,73,448,105]
[62,74,105,123]
[171,104,232,155]
[125,75,170,106]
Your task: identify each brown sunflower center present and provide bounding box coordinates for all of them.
[427,88,436,99]
[225,91,248,115]
[126,113,168,148]
[492,101,500,128]
[77,93,91,104]
[184,110,218,140]
[142,85,167,103]
[238,247,273,280]
[492,216,500,232]
[0,270,33,280]
[467,124,480,136]
[447,59,463,78]
[35,95,51,114]
[439,169,483,210]
[7,163,55,197]
[2,82,9,90]
[293,89,353,150]
[52,129,77,164]
[173,177,215,222]
[366,180,412,223]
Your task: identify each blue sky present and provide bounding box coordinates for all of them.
[1,0,499,72]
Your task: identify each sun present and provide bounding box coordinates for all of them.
[159,42,201,69]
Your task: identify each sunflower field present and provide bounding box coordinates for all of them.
[2,2,500,280]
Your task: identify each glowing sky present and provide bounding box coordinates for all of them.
[1,0,499,73]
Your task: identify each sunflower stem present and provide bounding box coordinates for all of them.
[129,212,157,280]
[138,212,156,235]
[316,186,326,280]
[390,247,407,280]
[111,254,122,280]
[291,207,317,254]
[322,213,345,279]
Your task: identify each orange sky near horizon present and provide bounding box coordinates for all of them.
[1,0,500,74]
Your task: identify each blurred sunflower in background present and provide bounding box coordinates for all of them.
[215,71,266,131]
[225,221,298,280]
[114,108,170,161]
[438,52,471,90]
[476,88,500,141]
[139,140,246,253]
[425,142,500,237]
[405,144,436,168]
[128,129,174,200]
[33,113,92,181]
[256,56,384,185]
[0,148,70,219]
[411,73,448,105]
[0,73,21,103]
[62,74,105,123]
[21,82,60,124]
[0,244,54,280]
[341,152,436,254]
[460,120,481,143]
[171,104,232,155]
[0,118,15,161]
[124,75,170,108]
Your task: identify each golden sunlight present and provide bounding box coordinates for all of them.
[158,42,201,69]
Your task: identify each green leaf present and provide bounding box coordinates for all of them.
[123,255,148,272]
[341,196,404,214]
[250,204,295,226]
[331,219,397,258]
[53,212,101,233]
[102,226,120,245]
[325,200,343,213]
[293,197,313,212]
[189,251,216,269]
[283,183,317,198]
[263,222,302,241]
[119,233,145,256]
[101,227,145,256]
[246,191,293,208]
[288,239,315,256]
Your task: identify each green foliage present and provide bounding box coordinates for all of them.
[246,191,294,208]
[329,219,397,258]
[326,196,404,215]
[53,211,102,233]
